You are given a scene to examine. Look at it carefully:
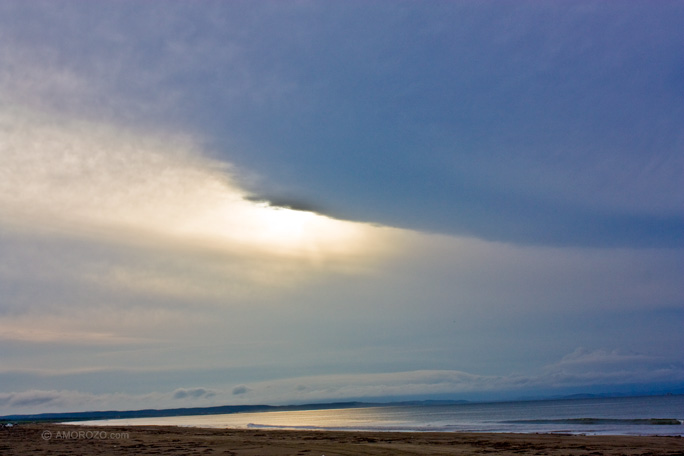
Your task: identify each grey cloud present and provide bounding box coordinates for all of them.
[172,388,215,400]
[232,385,250,396]
[0,390,63,408]
[244,195,326,216]
[541,348,683,382]
[10,395,58,407]
[552,348,657,368]
[238,351,684,403]
[0,390,68,408]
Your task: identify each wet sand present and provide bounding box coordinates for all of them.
[2,423,683,455]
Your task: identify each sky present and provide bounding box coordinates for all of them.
[0,0,682,415]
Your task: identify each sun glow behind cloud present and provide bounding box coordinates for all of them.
[0,108,379,267]
[0,104,407,354]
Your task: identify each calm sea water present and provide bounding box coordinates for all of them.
[74,395,684,436]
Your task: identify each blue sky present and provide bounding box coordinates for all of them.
[0,1,682,414]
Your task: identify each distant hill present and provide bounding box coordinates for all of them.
[513,390,684,402]
[0,399,468,423]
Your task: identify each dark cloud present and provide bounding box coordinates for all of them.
[172,388,215,400]
[232,385,250,396]
[244,195,325,215]
[0,391,61,407]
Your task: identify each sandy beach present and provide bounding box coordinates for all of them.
[2,423,682,455]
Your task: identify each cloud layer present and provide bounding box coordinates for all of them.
[2,348,682,415]
[2,1,681,246]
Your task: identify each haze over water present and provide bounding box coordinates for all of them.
[75,396,684,436]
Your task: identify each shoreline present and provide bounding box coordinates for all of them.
[64,420,684,437]
[3,423,682,455]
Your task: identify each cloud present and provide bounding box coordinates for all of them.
[0,104,404,360]
[0,391,63,408]
[0,388,220,415]
[539,348,684,386]
[232,386,250,396]
[244,195,327,217]
[0,108,376,259]
[0,390,112,413]
[552,348,656,368]
[0,324,148,345]
[0,107,397,302]
[3,2,681,247]
[156,1,681,247]
[216,350,684,404]
[4,346,682,415]
[1,348,682,415]
[172,388,215,400]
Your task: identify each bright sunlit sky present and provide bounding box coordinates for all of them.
[1,1,683,415]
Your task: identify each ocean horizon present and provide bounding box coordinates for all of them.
[69,395,684,436]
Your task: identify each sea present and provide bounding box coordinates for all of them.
[72,395,684,436]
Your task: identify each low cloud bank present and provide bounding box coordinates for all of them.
[2,349,681,416]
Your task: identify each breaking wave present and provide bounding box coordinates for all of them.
[504,418,682,426]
